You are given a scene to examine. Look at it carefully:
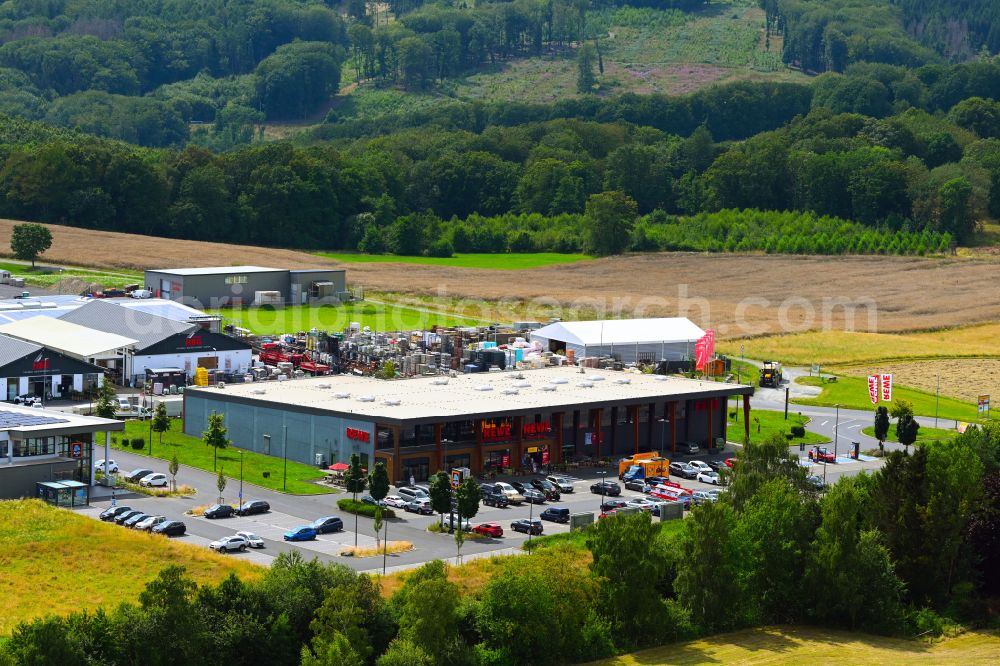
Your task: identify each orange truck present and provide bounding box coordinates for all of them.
[618,453,670,481]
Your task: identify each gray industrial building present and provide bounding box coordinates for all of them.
[144,266,347,308]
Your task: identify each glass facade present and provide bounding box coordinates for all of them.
[13,436,62,458]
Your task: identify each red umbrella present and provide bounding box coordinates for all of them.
[328,462,349,471]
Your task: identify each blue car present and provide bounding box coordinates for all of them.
[283,526,318,542]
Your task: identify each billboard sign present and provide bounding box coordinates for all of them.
[868,375,879,404]
[978,395,990,414]
[880,374,893,402]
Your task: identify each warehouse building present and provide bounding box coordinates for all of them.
[0,404,123,500]
[60,300,252,385]
[529,318,705,365]
[144,266,347,308]
[0,334,106,401]
[183,367,752,484]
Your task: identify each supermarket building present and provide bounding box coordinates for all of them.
[183,367,752,483]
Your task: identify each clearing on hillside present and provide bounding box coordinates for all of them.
[588,625,1000,666]
[0,500,261,634]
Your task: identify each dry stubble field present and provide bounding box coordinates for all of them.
[5,220,1000,337]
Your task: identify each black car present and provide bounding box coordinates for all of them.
[311,516,344,534]
[521,488,547,505]
[530,478,561,501]
[482,489,509,508]
[589,480,621,497]
[708,461,727,473]
[360,495,378,506]
[236,500,270,516]
[124,468,155,483]
[114,510,143,525]
[99,505,132,521]
[511,519,544,535]
[123,512,150,528]
[601,498,629,512]
[540,507,570,523]
[512,481,528,494]
[204,504,236,519]
[152,520,186,537]
[624,478,648,492]
[645,475,669,487]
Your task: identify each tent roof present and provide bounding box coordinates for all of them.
[60,300,194,351]
[0,316,137,357]
[530,318,705,347]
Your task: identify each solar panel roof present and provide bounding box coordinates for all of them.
[0,410,69,428]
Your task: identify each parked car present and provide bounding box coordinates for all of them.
[692,490,719,506]
[481,488,509,508]
[135,515,166,531]
[644,475,669,488]
[284,526,318,541]
[697,471,721,485]
[397,487,427,503]
[94,459,119,474]
[669,462,698,480]
[546,475,575,493]
[679,441,701,455]
[521,488,547,505]
[360,495,378,506]
[598,510,618,520]
[724,458,737,468]
[511,519,543,535]
[493,482,525,504]
[139,473,168,488]
[203,504,236,519]
[809,446,836,463]
[99,505,132,521]
[625,498,656,512]
[13,394,40,405]
[124,468,155,483]
[405,497,434,515]
[540,507,570,523]
[114,510,143,525]
[472,522,503,537]
[624,477,649,492]
[311,516,344,534]
[589,480,621,496]
[236,500,270,516]
[152,520,186,537]
[530,478,561,500]
[382,495,408,509]
[440,515,471,531]
[236,531,265,548]
[806,475,826,491]
[210,535,248,553]
[123,512,150,528]
[601,498,630,512]
[688,461,713,474]
[708,460,727,472]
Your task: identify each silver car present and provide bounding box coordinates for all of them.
[546,475,575,493]
[135,515,166,531]
[236,531,265,548]
[209,535,248,553]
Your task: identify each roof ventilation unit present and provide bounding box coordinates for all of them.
[251,389,266,395]
[588,375,606,381]
[578,381,594,388]
[614,378,631,385]
[431,378,449,386]
[316,383,331,389]
[500,389,519,395]
[514,381,530,388]
[357,395,375,403]
[333,392,350,399]
[654,375,668,382]
[384,399,401,406]
[540,385,557,392]
[475,385,493,391]
[550,378,569,385]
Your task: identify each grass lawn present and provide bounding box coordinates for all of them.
[728,407,828,446]
[0,499,261,634]
[316,252,591,270]
[206,301,484,335]
[0,260,141,290]
[105,419,333,495]
[718,324,1000,367]
[589,625,1000,665]
[793,376,983,423]
[861,423,960,446]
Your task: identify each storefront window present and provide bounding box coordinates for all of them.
[12,436,65,458]
[442,420,477,446]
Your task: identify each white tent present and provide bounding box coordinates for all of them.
[529,318,705,363]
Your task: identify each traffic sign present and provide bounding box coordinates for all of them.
[978,395,990,414]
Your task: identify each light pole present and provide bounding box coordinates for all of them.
[527,493,534,547]
[657,417,668,457]
[238,449,244,511]
[599,469,606,513]
[382,518,388,575]
[827,404,839,488]
[282,425,288,492]
[148,398,153,456]
[934,373,940,428]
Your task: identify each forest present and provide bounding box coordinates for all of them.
[3,425,997,665]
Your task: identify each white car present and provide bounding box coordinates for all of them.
[440,515,471,531]
[692,490,719,505]
[625,498,656,512]
[95,459,119,474]
[688,461,713,474]
[139,472,169,487]
[209,535,248,553]
[697,471,721,485]
[382,495,408,509]
[546,475,575,493]
[135,515,166,531]
[236,531,265,548]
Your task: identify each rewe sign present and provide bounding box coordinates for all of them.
[867,374,893,404]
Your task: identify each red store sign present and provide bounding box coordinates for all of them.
[482,421,513,442]
[346,427,370,443]
[185,336,203,348]
[522,420,551,438]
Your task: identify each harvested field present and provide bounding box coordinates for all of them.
[0,219,338,271]
[841,359,1000,404]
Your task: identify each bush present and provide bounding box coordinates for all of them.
[121,438,129,448]
[790,425,806,438]
[336,498,395,519]
[130,437,145,450]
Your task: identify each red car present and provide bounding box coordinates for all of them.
[598,510,618,520]
[472,522,503,537]
[809,446,836,463]
[724,458,736,469]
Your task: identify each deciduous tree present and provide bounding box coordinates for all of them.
[10,222,51,267]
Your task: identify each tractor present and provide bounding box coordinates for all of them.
[758,360,783,388]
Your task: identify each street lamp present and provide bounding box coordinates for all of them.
[599,469,607,513]
[657,417,669,457]
[527,492,534,547]
[826,404,840,488]
[238,449,244,511]
[282,425,288,492]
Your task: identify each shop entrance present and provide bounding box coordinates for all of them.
[402,458,430,483]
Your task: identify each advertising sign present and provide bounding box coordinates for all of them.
[978,395,990,414]
[70,442,83,459]
[880,374,893,402]
[867,376,879,404]
[694,330,716,371]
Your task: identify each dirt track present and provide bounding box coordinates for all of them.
[3,220,999,338]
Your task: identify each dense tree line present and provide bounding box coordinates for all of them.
[895,0,1000,61]
[4,424,996,664]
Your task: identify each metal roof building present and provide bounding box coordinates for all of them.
[144,265,347,308]
[529,318,706,364]
[184,366,752,484]
[0,334,106,401]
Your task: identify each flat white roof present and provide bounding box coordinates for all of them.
[188,366,750,424]
[531,318,705,346]
[0,403,123,435]
[0,316,137,357]
[148,266,281,276]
